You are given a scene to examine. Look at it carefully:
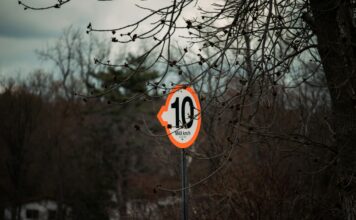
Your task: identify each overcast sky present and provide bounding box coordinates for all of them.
[0,0,204,76]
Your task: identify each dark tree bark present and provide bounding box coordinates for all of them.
[310,0,356,218]
[0,206,3,220]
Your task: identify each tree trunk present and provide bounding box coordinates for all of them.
[0,206,4,220]
[310,0,356,218]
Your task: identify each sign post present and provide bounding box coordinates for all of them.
[157,85,202,220]
[181,149,188,220]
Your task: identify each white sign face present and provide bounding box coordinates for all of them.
[157,85,202,148]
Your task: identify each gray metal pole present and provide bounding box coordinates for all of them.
[181,149,188,220]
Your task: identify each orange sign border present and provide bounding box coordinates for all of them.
[157,85,202,148]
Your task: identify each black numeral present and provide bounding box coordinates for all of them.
[171,97,194,128]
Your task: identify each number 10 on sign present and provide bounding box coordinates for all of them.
[157,85,202,148]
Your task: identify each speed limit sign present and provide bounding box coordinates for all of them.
[157,85,202,148]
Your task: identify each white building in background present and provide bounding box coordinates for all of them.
[4,199,69,220]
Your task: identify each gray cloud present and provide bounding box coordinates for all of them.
[0,0,209,74]
[0,1,58,38]
[0,0,146,74]
[0,21,59,39]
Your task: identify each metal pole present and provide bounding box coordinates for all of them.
[181,149,188,220]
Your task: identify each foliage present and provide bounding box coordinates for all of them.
[94,54,159,103]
